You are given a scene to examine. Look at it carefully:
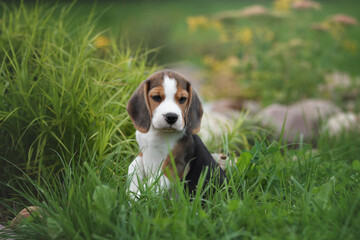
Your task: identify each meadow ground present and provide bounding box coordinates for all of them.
[0,1,360,239]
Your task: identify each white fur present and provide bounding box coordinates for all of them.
[128,155,145,198]
[128,75,186,199]
[152,76,183,131]
[127,127,184,198]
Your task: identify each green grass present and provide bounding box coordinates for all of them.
[0,2,154,202]
[1,1,360,240]
[15,0,360,105]
[51,0,360,105]
[63,0,360,73]
[1,133,360,239]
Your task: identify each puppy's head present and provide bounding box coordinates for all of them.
[127,70,203,134]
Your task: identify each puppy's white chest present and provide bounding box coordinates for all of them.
[136,129,183,175]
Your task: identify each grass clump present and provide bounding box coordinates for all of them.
[0,2,155,199]
[1,2,359,240]
[1,134,359,239]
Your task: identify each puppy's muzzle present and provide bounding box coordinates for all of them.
[165,113,178,125]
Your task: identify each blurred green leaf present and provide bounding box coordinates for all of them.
[237,152,252,172]
[47,217,63,240]
[227,200,242,211]
[313,177,336,210]
[92,184,117,215]
[351,160,360,171]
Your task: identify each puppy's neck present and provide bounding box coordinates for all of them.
[136,126,185,174]
[137,126,184,146]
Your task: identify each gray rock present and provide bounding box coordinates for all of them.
[210,99,261,116]
[323,112,360,136]
[0,224,15,240]
[200,110,237,143]
[243,100,262,115]
[256,99,341,144]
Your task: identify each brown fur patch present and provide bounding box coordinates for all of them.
[161,137,190,180]
[175,87,189,126]
[145,70,192,127]
[147,72,165,89]
[147,86,165,117]
[185,85,203,134]
[127,81,152,133]
[128,70,203,133]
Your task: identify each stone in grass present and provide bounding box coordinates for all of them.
[322,112,360,137]
[200,98,260,143]
[256,99,341,145]
[329,14,358,26]
[236,5,268,18]
[200,110,236,144]
[214,5,287,21]
[319,71,359,111]
[292,1,321,10]
[214,5,268,20]
[210,99,261,116]
[11,206,42,226]
[312,14,358,32]
[321,71,352,92]
[0,223,15,240]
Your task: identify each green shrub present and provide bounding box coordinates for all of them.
[186,2,360,105]
[0,2,155,197]
[1,133,360,239]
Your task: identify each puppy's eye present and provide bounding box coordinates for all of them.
[179,97,187,104]
[152,95,162,102]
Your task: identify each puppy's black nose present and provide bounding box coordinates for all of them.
[165,113,178,125]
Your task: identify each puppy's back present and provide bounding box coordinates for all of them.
[185,134,226,195]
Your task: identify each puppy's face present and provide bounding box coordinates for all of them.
[127,71,203,134]
[148,75,188,131]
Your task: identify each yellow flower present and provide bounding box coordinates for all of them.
[343,39,358,54]
[236,27,253,46]
[328,22,345,40]
[219,32,229,43]
[254,27,275,42]
[226,56,240,67]
[265,30,275,42]
[203,55,216,66]
[93,35,111,49]
[273,0,293,11]
[211,21,224,32]
[186,16,209,33]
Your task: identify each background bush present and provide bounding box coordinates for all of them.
[0,1,359,239]
[0,2,155,200]
[69,0,360,106]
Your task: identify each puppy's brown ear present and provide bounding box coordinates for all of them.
[185,84,203,134]
[127,81,151,133]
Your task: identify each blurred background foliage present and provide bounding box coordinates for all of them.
[0,2,155,203]
[41,0,360,106]
[1,0,359,195]
[0,1,359,238]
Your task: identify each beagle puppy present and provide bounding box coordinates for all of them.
[127,70,226,198]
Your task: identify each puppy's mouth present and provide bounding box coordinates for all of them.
[153,125,183,132]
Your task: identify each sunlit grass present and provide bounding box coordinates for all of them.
[1,132,360,239]
[0,2,359,240]
[0,2,155,191]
